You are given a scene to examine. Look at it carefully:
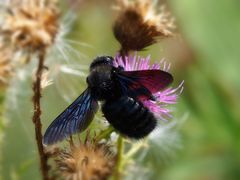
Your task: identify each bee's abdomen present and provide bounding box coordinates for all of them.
[102,96,157,139]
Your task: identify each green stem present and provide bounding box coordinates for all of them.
[114,136,124,180]
[95,126,114,142]
[125,142,144,159]
[121,142,145,168]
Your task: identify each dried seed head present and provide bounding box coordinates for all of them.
[1,0,59,51]
[113,0,176,52]
[0,43,13,86]
[53,137,116,180]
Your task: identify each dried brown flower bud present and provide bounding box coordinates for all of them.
[1,0,59,51]
[52,137,116,180]
[113,0,176,53]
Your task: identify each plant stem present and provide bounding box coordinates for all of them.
[32,49,49,180]
[113,136,124,180]
[95,126,114,142]
[125,142,144,159]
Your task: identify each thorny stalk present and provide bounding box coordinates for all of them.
[32,48,49,180]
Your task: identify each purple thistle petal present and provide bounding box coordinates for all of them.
[114,54,183,121]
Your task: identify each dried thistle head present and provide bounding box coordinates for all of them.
[52,137,116,180]
[1,0,59,51]
[0,43,13,87]
[113,0,176,52]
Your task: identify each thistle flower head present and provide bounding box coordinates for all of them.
[113,0,175,52]
[53,137,116,180]
[113,54,183,121]
[0,0,59,51]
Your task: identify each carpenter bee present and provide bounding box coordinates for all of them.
[43,56,173,145]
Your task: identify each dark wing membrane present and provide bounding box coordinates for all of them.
[43,88,98,145]
[115,70,173,100]
[122,70,173,93]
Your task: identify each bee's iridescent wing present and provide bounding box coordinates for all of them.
[122,70,173,92]
[43,88,98,145]
[115,70,173,100]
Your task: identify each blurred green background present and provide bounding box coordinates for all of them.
[1,0,240,179]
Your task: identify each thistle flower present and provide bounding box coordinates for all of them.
[113,54,183,121]
[113,0,175,53]
[53,137,116,180]
[0,0,59,52]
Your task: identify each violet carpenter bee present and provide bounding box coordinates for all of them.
[43,56,173,145]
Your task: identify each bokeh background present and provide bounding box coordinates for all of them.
[0,0,240,179]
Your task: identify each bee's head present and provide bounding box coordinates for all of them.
[90,56,113,71]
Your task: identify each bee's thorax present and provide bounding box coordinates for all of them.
[87,65,118,101]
